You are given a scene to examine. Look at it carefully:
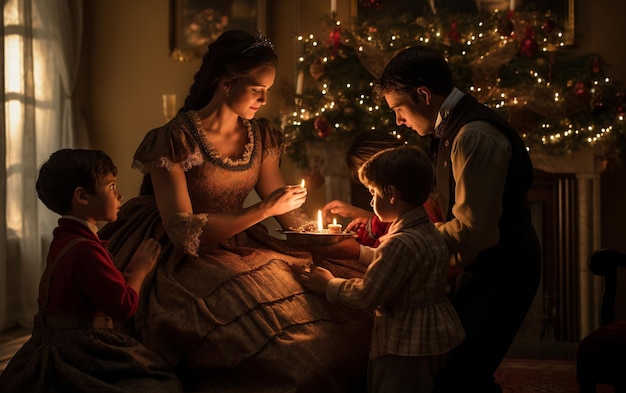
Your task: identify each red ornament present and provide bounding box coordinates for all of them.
[574,81,586,96]
[519,26,538,58]
[542,18,556,34]
[445,22,461,43]
[328,26,341,59]
[314,115,332,138]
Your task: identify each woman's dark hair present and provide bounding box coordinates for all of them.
[346,131,404,181]
[358,145,433,206]
[372,45,454,104]
[36,149,117,215]
[180,30,278,112]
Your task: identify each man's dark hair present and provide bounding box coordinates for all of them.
[373,45,454,104]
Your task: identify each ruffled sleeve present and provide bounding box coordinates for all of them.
[256,118,285,162]
[132,113,204,173]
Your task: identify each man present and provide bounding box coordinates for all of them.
[372,45,541,392]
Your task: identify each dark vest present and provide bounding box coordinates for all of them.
[432,94,539,272]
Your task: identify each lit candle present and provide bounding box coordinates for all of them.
[330,0,337,14]
[301,179,305,188]
[296,71,304,95]
[317,210,324,232]
[328,218,342,234]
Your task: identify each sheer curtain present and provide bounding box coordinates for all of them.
[1,0,84,331]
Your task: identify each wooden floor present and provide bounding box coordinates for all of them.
[506,335,578,361]
[0,326,31,374]
[2,327,578,367]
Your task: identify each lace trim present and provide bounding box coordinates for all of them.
[163,212,208,257]
[187,111,255,167]
[132,152,204,174]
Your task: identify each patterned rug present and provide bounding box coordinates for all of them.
[495,358,614,393]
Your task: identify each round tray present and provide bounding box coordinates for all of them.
[276,230,356,246]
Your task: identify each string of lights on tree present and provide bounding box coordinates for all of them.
[280,2,626,172]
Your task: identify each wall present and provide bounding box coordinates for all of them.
[575,0,626,255]
[84,0,626,248]
[84,0,344,219]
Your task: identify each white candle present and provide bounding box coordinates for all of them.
[296,71,304,95]
[510,0,515,11]
[328,218,342,234]
[317,210,323,232]
[330,0,337,14]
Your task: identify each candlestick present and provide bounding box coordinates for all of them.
[317,210,323,232]
[328,218,342,234]
[296,71,304,95]
[162,93,177,121]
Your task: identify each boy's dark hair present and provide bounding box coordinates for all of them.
[36,149,117,215]
[358,145,433,206]
[346,131,404,181]
[372,45,454,104]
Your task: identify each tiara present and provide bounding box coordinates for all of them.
[241,31,274,53]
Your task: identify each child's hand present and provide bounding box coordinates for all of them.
[300,265,335,294]
[321,200,373,224]
[125,238,161,278]
[346,216,369,232]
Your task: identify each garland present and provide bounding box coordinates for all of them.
[280,7,626,170]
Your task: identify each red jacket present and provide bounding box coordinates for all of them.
[39,218,138,320]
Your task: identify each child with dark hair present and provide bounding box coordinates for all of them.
[301,145,465,393]
[322,131,443,248]
[0,149,183,393]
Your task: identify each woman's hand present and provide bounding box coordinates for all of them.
[261,185,307,217]
[321,200,373,224]
[300,265,335,294]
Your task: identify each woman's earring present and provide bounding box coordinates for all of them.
[224,85,230,97]
[389,196,395,205]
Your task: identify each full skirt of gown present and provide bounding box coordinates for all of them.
[99,196,372,393]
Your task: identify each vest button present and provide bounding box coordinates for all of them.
[445,140,450,147]
[443,161,448,168]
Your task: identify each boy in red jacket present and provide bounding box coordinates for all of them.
[0,149,182,393]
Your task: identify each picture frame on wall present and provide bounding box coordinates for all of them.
[169,0,267,61]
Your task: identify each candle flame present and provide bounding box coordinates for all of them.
[333,218,337,225]
[301,179,305,188]
[317,210,323,232]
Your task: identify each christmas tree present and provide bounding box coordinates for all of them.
[280,2,626,174]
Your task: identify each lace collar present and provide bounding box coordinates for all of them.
[187,110,255,168]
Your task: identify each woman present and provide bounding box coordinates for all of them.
[99,31,371,392]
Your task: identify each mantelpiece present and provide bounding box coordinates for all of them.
[529,148,605,340]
